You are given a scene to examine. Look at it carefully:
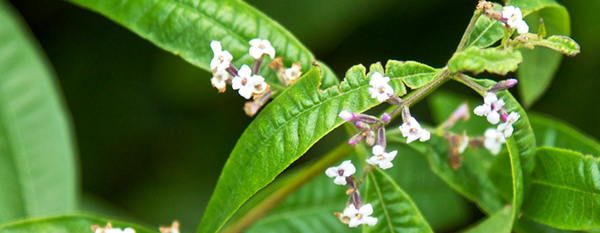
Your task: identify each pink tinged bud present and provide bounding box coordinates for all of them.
[380,113,392,123]
[377,127,386,148]
[354,121,370,130]
[348,133,365,146]
[489,79,518,92]
[356,114,379,124]
[500,112,509,122]
[339,110,356,122]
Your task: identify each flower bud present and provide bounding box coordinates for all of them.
[489,79,518,92]
[380,113,391,123]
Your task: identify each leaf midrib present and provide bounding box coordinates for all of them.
[470,20,498,47]
[530,179,600,197]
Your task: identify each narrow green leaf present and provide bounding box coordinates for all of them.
[448,47,523,75]
[527,35,580,56]
[363,169,434,233]
[508,0,571,107]
[0,215,156,233]
[0,1,77,223]
[67,0,338,87]
[523,147,600,230]
[530,114,600,156]
[200,61,435,232]
[463,207,513,233]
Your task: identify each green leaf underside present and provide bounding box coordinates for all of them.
[0,215,156,233]
[511,0,571,107]
[464,207,512,233]
[245,175,357,233]
[448,47,522,75]
[67,0,338,87]
[0,1,77,223]
[199,61,437,233]
[364,169,434,233]
[523,147,600,230]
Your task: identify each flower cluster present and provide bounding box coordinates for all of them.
[478,2,529,35]
[325,160,378,228]
[473,82,520,154]
[91,223,135,233]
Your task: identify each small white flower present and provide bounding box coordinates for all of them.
[338,110,355,122]
[474,92,505,124]
[502,6,529,34]
[368,72,394,102]
[325,160,356,185]
[497,112,520,137]
[484,128,506,155]
[93,226,135,233]
[342,204,378,228]
[210,41,233,71]
[283,63,302,84]
[458,134,469,154]
[249,38,276,59]
[399,117,431,143]
[366,145,398,169]
[210,69,231,93]
[232,65,267,99]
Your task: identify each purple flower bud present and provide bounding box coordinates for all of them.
[348,133,365,146]
[500,112,509,122]
[380,113,392,123]
[339,110,356,122]
[354,121,370,130]
[489,79,518,92]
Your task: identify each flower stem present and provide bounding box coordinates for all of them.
[452,73,488,95]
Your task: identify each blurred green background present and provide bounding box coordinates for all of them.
[8,0,600,232]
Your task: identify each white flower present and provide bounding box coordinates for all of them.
[283,63,302,84]
[342,204,378,228]
[338,110,355,122]
[366,145,398,169]
[484,128,506,155]
[232,65,267,99]
[399,117,431,143]
[210,69,231,93]
[502,6,529,34]
[474,92,505,124]
[210,41,233,71]
[497,112,520,137]
[249,38,276,59]
[368,72,394,102]
[94,226,135,233]
[325,160,356,185]
[458,134,469,154]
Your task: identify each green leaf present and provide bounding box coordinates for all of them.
[448,47,523,75]
[385,60,437,89]
[245,175,357,233]
[463,207,513,233]
[508,0,571,107]
[67,0,338,87]
[200,61,435,233]
[363,169,434,233]
[0,215,156,233]
[530,113,600,156]
[522,147,600,230]
[0,1,77,223]
[466,8,504,48]
[526,35,580,56]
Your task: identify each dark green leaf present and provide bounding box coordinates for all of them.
[523,147,600,230]
[67,0,338,87]
[508,0,571,106]
[0,1,77,223]
[448,47,522,75]
[200,61,435,232]
[363,169,434,233]
[530,113,600,155]
[463,207,512,233]
[0,215,156,233]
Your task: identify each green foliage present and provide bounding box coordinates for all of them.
[463,207,512,233]
[467,15,504,48]
[448,47,523,75]
[525,35,581,56]
[385,61,437,89]
[0,1,77,223]
[0,215,156,233]
[523,147,600,230]
[200,61,439,233]
[67,0,338,87]
[530,114,600,155]
[363,169,434,233]
[508,0,571,107]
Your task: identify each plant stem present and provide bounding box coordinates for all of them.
[221,144,352,233]
[456,10,483,52]
[452,73,488,95]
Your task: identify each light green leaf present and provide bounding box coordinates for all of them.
[0,1,77,223]
[363,169,434,233]
[67,0,338,87]
[508,0,571,107]
[526,35,580,56]
[466,7,504,48]
[523,147,600,230]
[448,47,522,75]
[530,114,600,156]
[0,215,156,233]
[200,61,435,233]
[385,60,437,89]
[463,207,513,233]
